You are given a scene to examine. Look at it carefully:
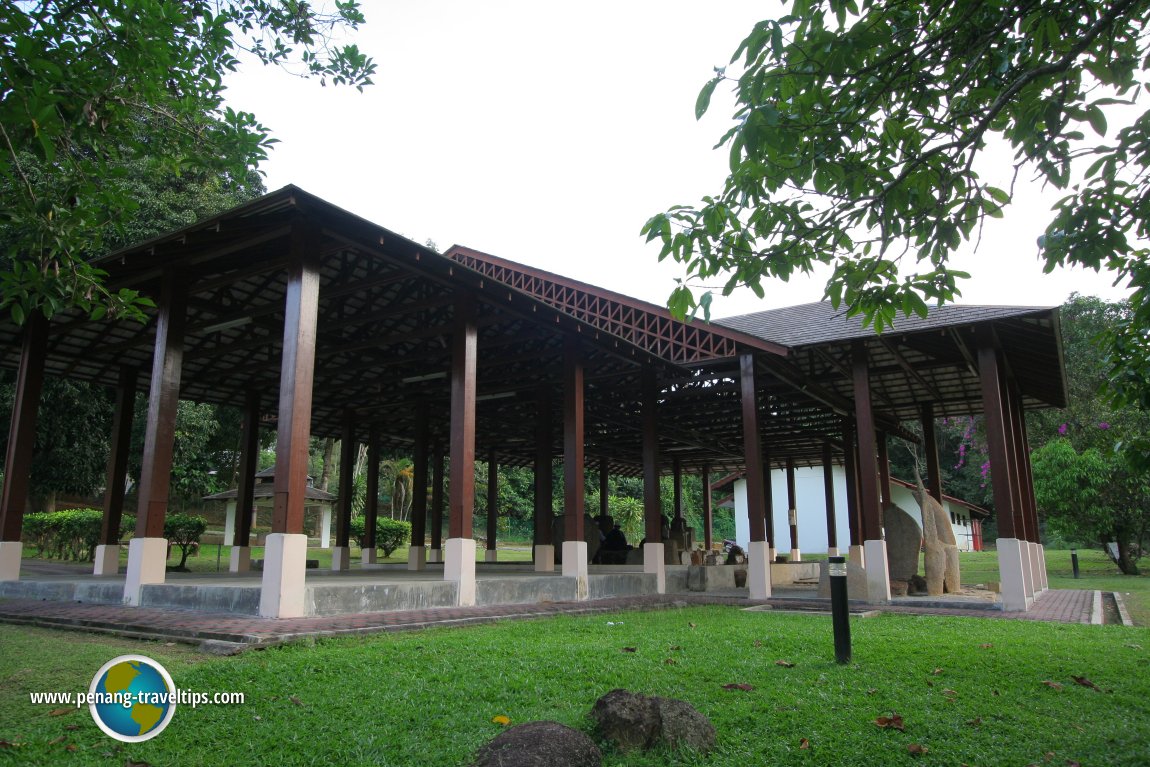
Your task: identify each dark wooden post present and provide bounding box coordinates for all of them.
[229,389,260,572]
[431,447,445,552]
[0,312,48,580]
[135,271,188,539]
[762,451,774,548]
[335,410,356,559]
[641,366,662,544]
[877,430,891,510]
[448,295,477,541]
[599,457,609,519]
[739,354,767,543]
[363,427,380,558]
[672,458,683,521]
[533,387,553,553]
[842,419,861,548]
[786,456,799,558]
[562,337,585,545]
[851,342,882,542]
[485,452,498,559]
[920,403,943,502]
[701,463,713,552]
[99,366,138,547]
[822,442,838,554]
[409,402,429,567]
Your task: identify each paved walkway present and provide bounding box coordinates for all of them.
[0,588,1101,651]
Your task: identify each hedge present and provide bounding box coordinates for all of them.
[21,508,134,562]
[348,517,411,557]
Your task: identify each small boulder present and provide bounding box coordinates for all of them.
[652,696,716,753]
[590,689,715,754]
[473,721,601,767]
[908,574,928,596]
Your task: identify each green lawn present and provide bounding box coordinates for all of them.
[1,606,1148,766]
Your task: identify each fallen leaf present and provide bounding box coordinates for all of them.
[874,714,905,731]
[722,683,754,691]
[65,745,76,752]
[48,736,65,745]
[966,717,982,727]
[775,660,795,668]
[980,643,994,649]
[799,738,810,750]
[1071,676,1100,692]
[931,667,943,675]
[1042,680,1064,690]
[621,647,636,653]
[943,689,958,697]
[663,658,678,665]
[289,695,303,706]
[907,743,929,756]
[1066,761,1081,767]
[752,639,763,647]
[163,642,175,646]
[48,708,72,717]
[688,622,697,629]
[1043,753,1055,762]
[253,715,262,721]
[491,715,511,726]
[668,645,682,651]
[992,689,1000,696]
[866,688,877,695]
[64,725,79,731]
[926,681,934,687]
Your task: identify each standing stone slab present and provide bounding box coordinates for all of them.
[884,504,922,583]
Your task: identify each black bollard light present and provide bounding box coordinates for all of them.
[828,555,851,664]
[1071,548,1080,579]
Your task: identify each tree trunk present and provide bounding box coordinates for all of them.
[318,437,335,492]
[1115,537,1141,575]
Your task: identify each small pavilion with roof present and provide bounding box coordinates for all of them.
[0,186,1062,617]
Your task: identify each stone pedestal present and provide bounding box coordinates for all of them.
[789,548,801,562]
[0,541,22,581]
[1018,540,1035,599]
[361,548,377,566]
[562,541,588,600]
[230,545,252,573]
[1036,544,1049,590]
[862,539,891,603]
[93,543,120,576]
[997,537,1031,612]
[320,506,332,549]
[827,546,840,557]
[746,540,772,599]
[124,537,167,606]
[427,548,442,564]
[445,537,477,606]
[533,544,555,572]
[643,542,666,594]
[484,548,498,563]
[259,533,309,618]
[407,545,426,571]
[331,545,351,572]
[848,544,866,569]
[223,501,237,547]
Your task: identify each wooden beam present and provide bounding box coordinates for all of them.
[642,366,662,543]
[842,418,862,547]
[976,330,1016,539]
[0,313,48,542]
[852,342,882,542]
[364,427,380,549]
[533,387,553,546]
[431,446,445,549]
[672,458,683,521]
[877,430,891,509]
[232,390,261,547]
[100,366,137,545]
[739,353,767,543]
[410,402,429,547]
[822,442,838,551]
[702,463,713,551]
[486,452,498,551]
[563,337,585,543]
[336,410,355,548]
[920,403,943,502]
[599,457,609,519]
[449,294,478,540]
[786,456,798,554]
[136,271,188,538]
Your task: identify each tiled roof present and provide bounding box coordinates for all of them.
[714,301,1054,348]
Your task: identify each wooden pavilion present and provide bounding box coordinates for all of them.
[0,186,1064,616]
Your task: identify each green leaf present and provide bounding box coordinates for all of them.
[1086,105,1107,137]
[696,77,719,120]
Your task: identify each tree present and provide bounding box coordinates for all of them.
[163,512,207,570]
[644,1,1150,399]
[0,1,374,324]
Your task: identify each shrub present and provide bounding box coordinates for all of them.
[163,513,207,569]
[349,517,411,558]
[21,508,103,561]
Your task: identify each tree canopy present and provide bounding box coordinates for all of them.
[644,0,1149,399]
[0,1,374,324]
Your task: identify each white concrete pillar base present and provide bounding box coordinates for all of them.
[789,548,801,562]
[331,545,351,572]
[827,546,840,557]
[484,548,498,563]
[361,548,377,565]
[1018,540,1035,599]
[229,545,252,573]
[445,537,477,606]
[223,501,237,547]
[643,542,666,594]
[320,507,332,549]
[768,547,777,563]
[1037,544,1049,590]
[0,541,23,581]
[862,539,891,603]
[997,538,1031,611]
[93,543,120,576]
[123,537,168,606]
[427,548,442,564]
[562,541,588,599]
[746,540,772,599]
[533,544,555,572]
[848,544,866,569]
[1029,542,1045,594]
[259,533,309,618]
[407,545,426,571]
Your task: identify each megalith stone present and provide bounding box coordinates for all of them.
[883,503,922,583]
[913,483,961,596]
[473,721,601,767]
[590,689,715,754]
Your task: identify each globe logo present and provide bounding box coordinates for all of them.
[88,655,177,742]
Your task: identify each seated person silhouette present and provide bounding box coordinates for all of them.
[599,516,631,565]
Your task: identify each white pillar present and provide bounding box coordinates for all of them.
[733,479,749,549]
[93,543,119,576]
[746,540,772,599]
[1018,539,1035,599]
[0,541,22,581]
[331,546,351,571]
[362,548,377,565]
[863,539,891,603]
[1029,542,1044,594]
[997,537,1031,611]
[229,546,251,573]
[258,532,309,618]
[1037,544,1049,590]
[790,548,801,562]
[123,537,167,606]
[484,549,498,563]
[848,544,866,568]
[643,542,666,594]
[407,545,426,571]
[223,500,236,547]
[427,548,442,564]
[533,544,555,572]
[445,537,477,606]
[827,546,840,557]
[562,540,588,600]
[320,505,332,549]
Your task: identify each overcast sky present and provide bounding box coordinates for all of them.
[222,1,1132,320]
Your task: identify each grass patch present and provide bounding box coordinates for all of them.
[2,608,1148,766]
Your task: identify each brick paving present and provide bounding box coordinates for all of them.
[0,587,1099,649]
